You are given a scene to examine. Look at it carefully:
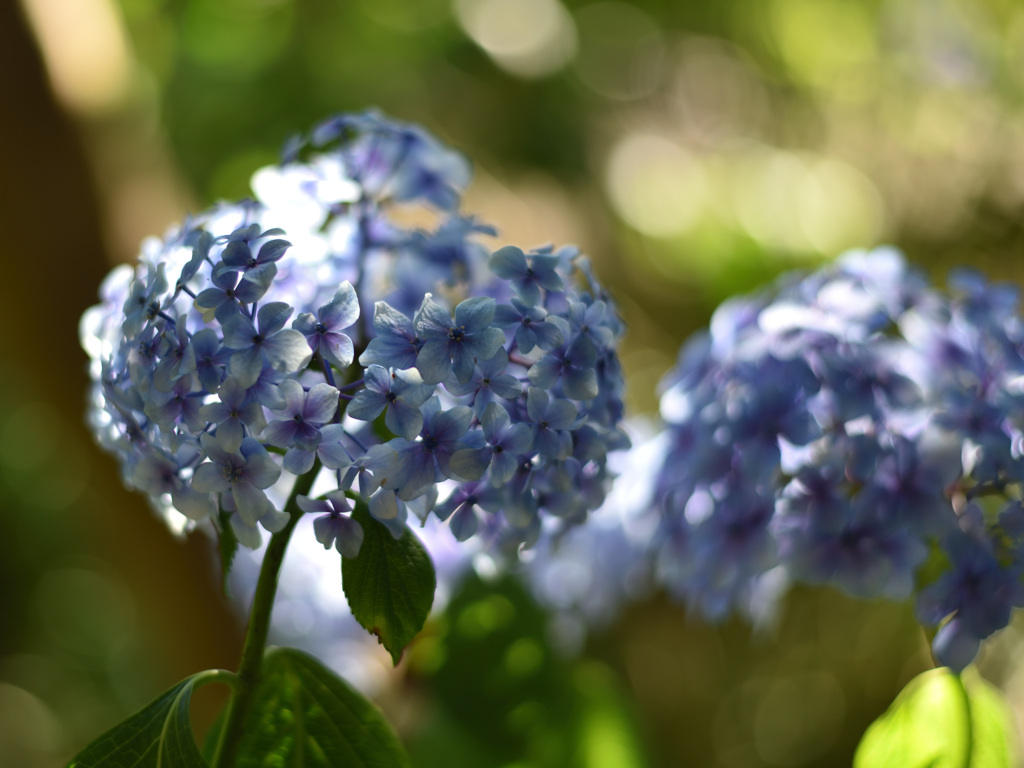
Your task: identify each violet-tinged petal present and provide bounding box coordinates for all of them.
[298,495,334,515]
[334,515,365,557]
[303,383,340,423]
[449,505,479,542]
[257,238,291,264]
[262,420,299,448]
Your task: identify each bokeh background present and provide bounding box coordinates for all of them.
[4,0,1024,765]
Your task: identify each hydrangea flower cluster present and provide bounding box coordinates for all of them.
[81,111,628,558]
[653,248,1024,670]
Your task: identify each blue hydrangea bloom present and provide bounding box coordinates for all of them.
[648,247,1024,670]
[81,110,629,559]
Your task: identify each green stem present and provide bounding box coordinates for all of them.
[211,467,318,768]
[952,671,973,768]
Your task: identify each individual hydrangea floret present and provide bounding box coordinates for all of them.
[292,282,359,372]
[347,365,433,439]
[299,491,364,558]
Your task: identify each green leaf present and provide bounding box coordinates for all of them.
[217,507,240,596]
[342,496,436,665]
[67,669,231,768]
[201,704,227,764]
[855,668,1019,768]
[572,662,652,768]
[236,646,410,767]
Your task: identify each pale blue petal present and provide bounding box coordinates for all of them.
[284,448,315,474]
[257,302,294,335]
[454,296,495,329]
[230,347,264,388]
[263,330,313,373]
[232,481,269,525]
[230,513,262,549]
[192,462,230,493]
[416,340,451,384]
[321,281,360,328]
[347,390,386,421]
[385,400,424,440]
[489,245,527,279]
[321,333,354,369]
[449,448,490,481]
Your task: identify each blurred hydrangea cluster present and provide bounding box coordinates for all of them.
[80,111,628,557]
[652,248,1024,671]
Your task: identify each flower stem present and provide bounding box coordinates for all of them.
[211,467,318,768]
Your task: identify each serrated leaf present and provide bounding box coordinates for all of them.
[68,669,227,768]
[217,507,240,596]
[855,668,1018,768]
[236,646,410,767]
[342,496,436,665]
